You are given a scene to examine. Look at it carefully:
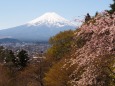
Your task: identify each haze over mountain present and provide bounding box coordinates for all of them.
[0,12,76,42]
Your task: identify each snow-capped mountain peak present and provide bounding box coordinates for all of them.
[0,12,76,42]
[28,12,76,27]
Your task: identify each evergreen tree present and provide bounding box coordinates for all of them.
[5,50,15,63]
[0,46,5,62]
[85,13,91,22]
[108,0,115,14]
[17,50,29,67]
[95,12,99,17]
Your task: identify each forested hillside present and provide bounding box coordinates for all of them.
[44,6,115,86]
[0,1,115,86]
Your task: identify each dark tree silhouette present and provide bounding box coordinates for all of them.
[85,13,91,22]
[0,46,6,62]
[108,0,115,14]
[17,50,29,67]
[95,12,99,17]
[5,50,15,63]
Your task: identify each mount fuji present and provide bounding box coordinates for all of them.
[0,12,76,42]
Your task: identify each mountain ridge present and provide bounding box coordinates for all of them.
[0,12,76,42]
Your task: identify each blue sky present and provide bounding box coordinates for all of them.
[0,0,113,29]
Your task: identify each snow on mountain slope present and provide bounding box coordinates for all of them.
[0,12,76,42]
[27,12,76,27]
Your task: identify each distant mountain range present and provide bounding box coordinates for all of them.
[0,38,21,43]
[0,12,76,42]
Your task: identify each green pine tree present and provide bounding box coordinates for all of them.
[17,50,29,68]
[5,50,15,63]
[85,13,91,22]
[108,0,115,14]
